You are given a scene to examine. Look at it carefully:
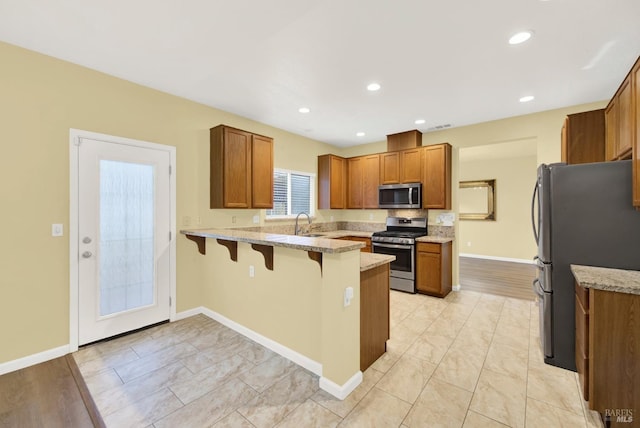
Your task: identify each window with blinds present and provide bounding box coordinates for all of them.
[266,169,315,218]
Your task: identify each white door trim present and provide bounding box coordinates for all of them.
[69,128,176,352]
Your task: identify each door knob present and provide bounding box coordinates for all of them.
[82,251,92,258]
[82,237,92,244]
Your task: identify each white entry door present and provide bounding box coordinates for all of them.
[76,135,172,345]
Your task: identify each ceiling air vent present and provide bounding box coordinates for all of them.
[426,124,452,131]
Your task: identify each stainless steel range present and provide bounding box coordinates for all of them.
[371,217,428,293]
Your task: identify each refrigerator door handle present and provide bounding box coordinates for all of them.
[531,181,539,242]
[532,278,543,297]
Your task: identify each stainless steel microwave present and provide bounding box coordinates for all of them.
[378,183,422,209]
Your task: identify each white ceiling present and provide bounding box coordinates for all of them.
[1,0,639,147]
[459,139,538,162]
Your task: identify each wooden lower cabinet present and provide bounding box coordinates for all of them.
[416,241,452,297]
[337,236,371,252]
[360,263,390,371]
[575,284,640,423]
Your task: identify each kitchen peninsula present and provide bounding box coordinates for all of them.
[181,228,394,399]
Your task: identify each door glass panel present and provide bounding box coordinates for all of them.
[99,160,155,316]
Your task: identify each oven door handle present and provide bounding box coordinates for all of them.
[372,242,412,250]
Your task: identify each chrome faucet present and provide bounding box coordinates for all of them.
[294,212,311,235]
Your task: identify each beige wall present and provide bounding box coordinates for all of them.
[459,155,538,260]
[0,41,355,365]
[0,39,610,366]
[201,241,360,384]
[419,101,607,278]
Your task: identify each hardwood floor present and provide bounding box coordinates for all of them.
[0,355,104,428]
[459,256,536,301]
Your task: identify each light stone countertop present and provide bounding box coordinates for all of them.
[415,236,454,244]
[571,264,640,296]
[360,253,395,272]
[181,228,364,254]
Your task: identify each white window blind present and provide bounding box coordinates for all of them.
[266,169,315,218]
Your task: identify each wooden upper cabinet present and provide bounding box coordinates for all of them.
[605,55,639,208]
[347,157,364,208]
[210,125,273,209]
[318,154,346,209]
[606,74,633,161]
[561,109,605,164]
[211,126,251,208]
[348,154,380,209]
[323,141,451,211]
[362,154,380,208]
[380,148,422,185]
[605,100,618,161]
[617,75,633,158]
[423,143,452,210]
[633,60,640,207]
[379,152,400,184]
[400,148,422,183]
[251,134,274,209]
[387,129,422,152]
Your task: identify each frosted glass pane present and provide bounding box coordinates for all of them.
[99,160,155,316]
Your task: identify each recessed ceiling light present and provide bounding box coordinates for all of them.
[367,83,381,91]
[356,132,366,137]
[509,31,533,45]
[298,107,310,113]
[519,95,535,103]
[415,119,426,125]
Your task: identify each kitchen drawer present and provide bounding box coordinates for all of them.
[417,242,440,254]
[575,293,589,402]
[576,351,589,401]
[575,295,589,358]
[575,282,589,310]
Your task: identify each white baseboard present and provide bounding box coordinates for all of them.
[452,284,461,291]
[0,344,70,376]
[200,307,323,378]
[319,371,363,400]
[173,306,204,321]
[459,253,534,265]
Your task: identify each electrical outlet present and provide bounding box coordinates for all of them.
[253,215,259,224]
[249,265,255,278]
[232,216,237,224]
[467,241,472,247]
[343,286,354,307]
[52,224,63,237]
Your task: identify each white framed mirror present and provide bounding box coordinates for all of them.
[459,179,496,220]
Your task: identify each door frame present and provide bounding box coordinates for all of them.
[69,128,177,352]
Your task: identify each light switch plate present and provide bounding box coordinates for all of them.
[52,224,63,237]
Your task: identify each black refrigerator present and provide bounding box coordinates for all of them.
[532,160,640,371]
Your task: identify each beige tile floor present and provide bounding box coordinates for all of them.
[75,290,604,427]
